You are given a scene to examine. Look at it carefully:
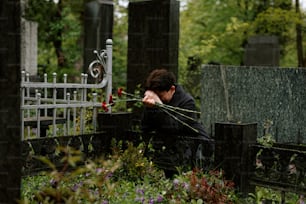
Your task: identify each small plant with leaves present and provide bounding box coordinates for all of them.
[187,168,237,203]
[257,119,276,147]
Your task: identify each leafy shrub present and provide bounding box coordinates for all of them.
[168,169,238,203]
[20,141,240,204]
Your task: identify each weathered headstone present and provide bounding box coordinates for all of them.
[244,35,280,66]
[0,0,22,203]
[127,0,179,94]
[21,19,38,76]
[83,0,113,73]
[20,0,38,76]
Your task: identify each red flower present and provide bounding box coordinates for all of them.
[117,88,123,97]
[102,101,109,112]
[109,95,114,105]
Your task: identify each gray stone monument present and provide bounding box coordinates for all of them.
[201,65,306,143]
[0,1,22,203]
[244,35,280,66]
[83,0,113,74]
[21,19,38,76]
[127,0,180,94]
[21,0,38,76]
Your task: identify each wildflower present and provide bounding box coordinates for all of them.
[96,167,103,174]
[156,195,163,202]
[50,178,58,188]
[105,172,113,179]
[173,179,180,188]
[71,183,81,192]
[182,182,189,191]
[136,188,144,195]
[297,195,305,204]
[135,196,145,203]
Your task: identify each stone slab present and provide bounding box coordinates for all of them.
[201,65,306,143]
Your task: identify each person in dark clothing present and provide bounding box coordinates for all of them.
[141,68,214,177]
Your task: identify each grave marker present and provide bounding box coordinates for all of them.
[127,0,179,94]
[0,0,22,202]
[244,35,280,66]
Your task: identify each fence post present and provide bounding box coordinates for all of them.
[214,122,257,196]
[106,39,113,113]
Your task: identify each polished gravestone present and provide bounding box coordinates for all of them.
[0,1,22,203]
[127,0,179,95]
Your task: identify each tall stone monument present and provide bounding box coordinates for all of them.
[83,0,113,73]
[21,19,38,76]
[21,0,38,77]
[127,0,179,94]
[0,0,22,203]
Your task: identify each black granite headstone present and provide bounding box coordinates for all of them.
[244,35,280,66]
[83,0,113,74]
[127,0,179,94]
[0,0,22,203]
[215,122,257,196]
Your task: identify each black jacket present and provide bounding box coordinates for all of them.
[141,85,214,159]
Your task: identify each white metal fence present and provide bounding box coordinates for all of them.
[20,39,113,140]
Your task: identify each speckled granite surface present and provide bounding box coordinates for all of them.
[201,65,306,143]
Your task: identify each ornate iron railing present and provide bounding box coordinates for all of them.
[20,39,113,140]
[250,143,306,195]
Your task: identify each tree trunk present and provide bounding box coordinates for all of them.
[54,0,66,68]
[295,0,304,67]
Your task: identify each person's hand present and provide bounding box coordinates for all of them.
[142,90,162,107]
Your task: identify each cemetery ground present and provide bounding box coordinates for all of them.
[20,138,301,204]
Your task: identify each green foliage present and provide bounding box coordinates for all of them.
[21,139,303,203]
[25,0,306,94]
[247,186,299,203]
[25,0,128,86]
[25,0,82,80]
[112,0,128,88]
[179,0,248,74]
[111,141,165,182]
[179,0,306,85]
[251,7,298,44]
[173,169,238,203]
[257,120,276,147]
[20,141,244,204]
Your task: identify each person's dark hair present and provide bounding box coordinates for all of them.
[144,69,176,92]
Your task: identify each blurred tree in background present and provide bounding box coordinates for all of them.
[179,0,306,106]
[24,0,306,88]
[24,0,127,87]
[24,0,89,81]
[179,0,305,69]
[112,0,128,89]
